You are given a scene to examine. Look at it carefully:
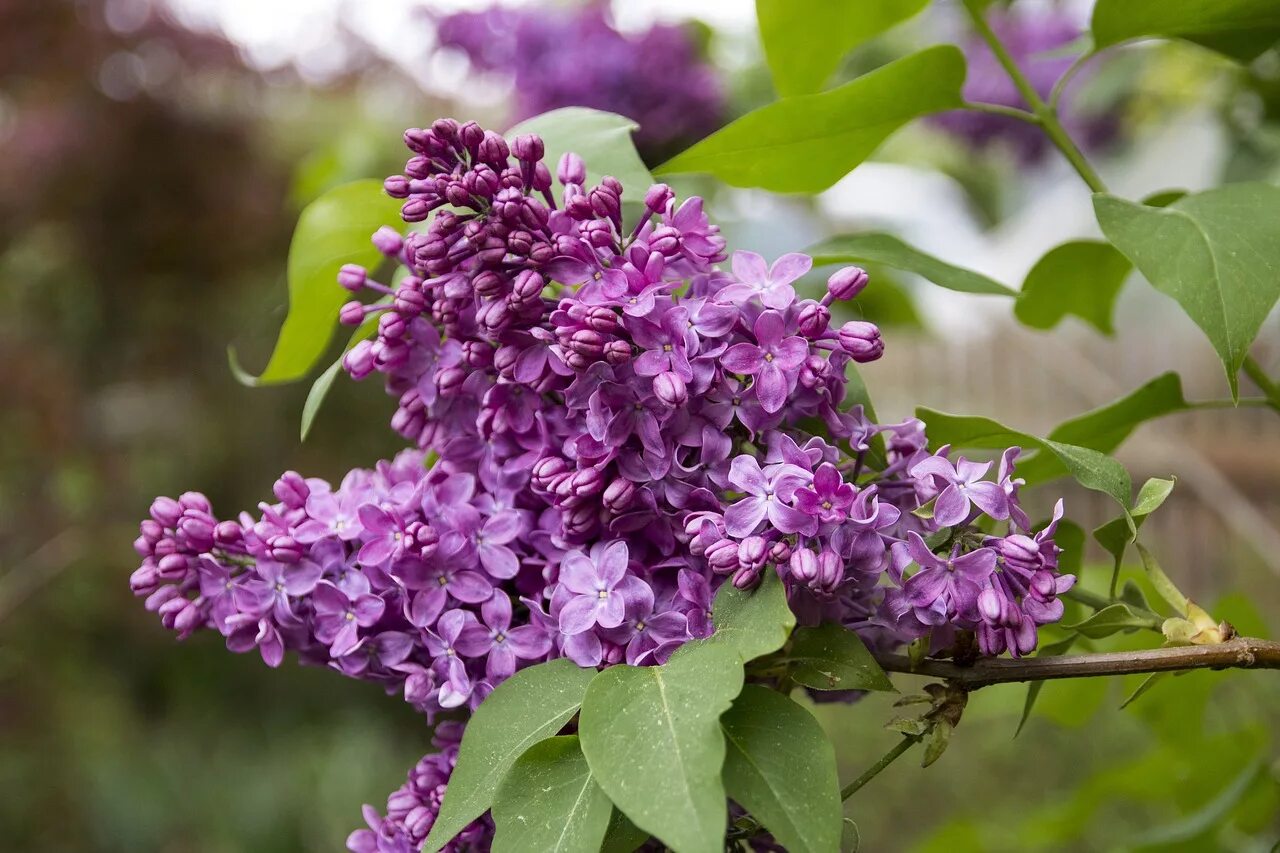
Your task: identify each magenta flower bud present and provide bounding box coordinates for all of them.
[568,329,606,358]
[512,270,545,301]
[477,130,510,166]
[732,565,763,590]
[994,534,1041,572]
[404,521,439,558]
[403,127,431,153]
[589,187,620,220]
[602,478,636,513]
[558,151,586,186]
[1030,570,1057,598]
[472,270,504,299]
[493,344,520,377]
[339,301,366,327]
[531,161,553,192]
[172,600,204,634]
[799,355,830,390]
[644,183,674,213]
[139,519,163,544]
[979,586,1013,625]
[445,182,472,208]
[214,520,243,548]
[790,547,819,583]
[827,266,869,301]
[769,539,792,564]
[378,311,406,340]
[383,175,410,198]
[343,340,376,380]
[267,535,303,564]
[431,117,459,141]
[180,492,211,512]
[532,456,570,489]
[372,225,403,256]
[738,535,768,571]
[568,467,606,498]
[436,366,467,396]
[603,176,623,196]
[130,563,159,593]
[512,133,545,163]
[562,504,598,538]
[156,553,190,580]
[273,471,309,509]
[461,341,493,369]
[604,340,632,365]
[477,298,510,330]
[814,549,843,596]
[706,538,741,574]
[581,220,615,248]
[150,496,182,527]
[653,371,688,407]
[178,516,214,551]
[649,225,681,255]
[797,300,830,337]
[459,120,484,154]
[837,321,884,363]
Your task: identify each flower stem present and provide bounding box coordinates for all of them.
[1242,356,1280,412]
[873,636,1280,689]
[960,0,1107,194]
[840,735,920,800]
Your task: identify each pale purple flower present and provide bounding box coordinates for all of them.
[458,593,552,681]
[313,580,386,657]
[910,454,1010,527]
[556,541,647,635]
[721,311,808,413]
[901,533,995,626]
[723,455,813,537]
[794,463,855,524]
[717,251,811,310]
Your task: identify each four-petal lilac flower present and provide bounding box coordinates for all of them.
[721,311,808,413]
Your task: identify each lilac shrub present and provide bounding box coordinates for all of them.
[130,118,1073,850]
[434,4,723,156]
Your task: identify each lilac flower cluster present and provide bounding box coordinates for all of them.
[130,118,1074,851]
[434,3,723,156]
[929,8,1118,162]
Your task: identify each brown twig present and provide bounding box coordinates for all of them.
[874,637,1280,689]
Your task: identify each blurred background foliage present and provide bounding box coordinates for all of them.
[0,0,1277,850]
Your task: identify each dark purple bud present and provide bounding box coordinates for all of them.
[401,198,432,222]
[602,478,636,513]
[604,340,632,365]
[394,285,426,316]
[436,366,467,396]
[706,538,740,574]
[462,341,493,369]
[378,311,406,340]
[569,329,607,358]
[581,220,615,248]
[431,118,459,142]
[653,371,688,407]
[531,162,553,192]
[273,471,309,509]
[732,564,763,590]
[837,321,884,363]
[603,176,623,196]
[445,181,473,208]
[477,130,510,166]
[459,121,484,155]
[562,504,598,538]
[827,266,869,302]
[403,127,431,153]
[506,229,533,256]
[799,354,829,389]
[644,183,674,212]
[339,301,366,327]
[476,298,510,331]
[558,152,586,185]
[814,549,843,596]
[384,175,410,198]
[512,133,545,163]
[797,300,830,338]
[150,497,182,527]
[589,186,620,220]
[493,344,520,377]
[472,270,504,299]
[512,270,545,301]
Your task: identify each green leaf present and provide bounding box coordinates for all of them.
[786,623,895,692]
[657,47,966,193]
[1014,634,1078,737]
[920,720,953,768]
[720,685,843,853]
[1016,374,1188,484]
[1119,671,1171,710]
[1065,603,1158,639]
[579,640,745,853]
[756,0,931,96]
[230,180,402,386]
[491,736,612,853]
[808,233,1015,296]
[1091,0,1280,62]
[508,108,653,198]
[1127,755,1266,848]
[600,810,650,853]
[424,659,597,852]
[299,299,385,440]
[1137,543,1189,617]
[1094,185,1280,398]
[1014,240,1132,334]
[915,408,1134,520]
[707,569,795,662]
[1094,476,1176,561]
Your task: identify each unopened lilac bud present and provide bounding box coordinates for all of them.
[401,198,432,222]
[384,175,410,198]
[790,547,819,583]
[462,341,493,369]
[378,311,406,340]
[797,300,830,337]
[994,534,1041,572]
[372,225,403,256]
[589,187,620,220]
[436,366,467,396]
[178,516,215,551]
[558,151,586,186]
[738,536,768,571]
[732,564,762,590]
[130,563,159,593]
[273,471,309,509]
[531,162,553,192]
[150,496,182,527]
[511,133,545,163]
[172,600,204,634]
[814,549,843,596]
[214,521,243,548]
[267,535,303,564]
[477,130,510,166]
[653,371,688,407]
[644,183,674,212]
[445,182,472,208]
[567,467,606,498]
[568,329,606,358]
[649,225,681,255]
[769,539,792,564]
[827,266,869,301]
[532,457,570,490]
[602,478,637,513]
[343,340,376,380]
[604,340,632,365]
[603,176,623,196]
[404,521,439,558]
[459,121,484,154]
[837,321,884,363]
[431,117,459,141]
[156,553,190,580]
[706,538,740,574]
[512,270,545,302]
[394,286,426,315]
[799,355,830,390]
[339,301,366,327]
[472,270,504,299]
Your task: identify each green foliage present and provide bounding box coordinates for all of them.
[578,640,745,853]
[490,736,612,853]
[507,108,653,199]
[600,810,651,853]
[1065,603,1160,639]
[755,0,930,96]
[657,47,965,193]
[1014,634,1078,737]
[915,408,1134,522]
[424,660,596,852]
[1015,374,1188,484]
[1095,477,1177,564]
[1137,544,1190,618]
[299,298,386,440]
[786,623,895,692]
[808,233,1015,296]
[1014,240,1132,334]
[720,685,844,853]
[230,180,402,386]
[1094,185,1280,398]
[1091,0,1280,62]
[707,569,796,662]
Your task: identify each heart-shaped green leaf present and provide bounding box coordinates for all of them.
[720,685,843,853]
[491,736,612,853]
[579,640,744,853]
[707,569,795,662]
[786,623,894,692]
[1014,240,1132,334]
[657,47,965,193]
[424,659,597,852]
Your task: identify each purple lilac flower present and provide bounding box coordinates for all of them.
[128,116,1074,852]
